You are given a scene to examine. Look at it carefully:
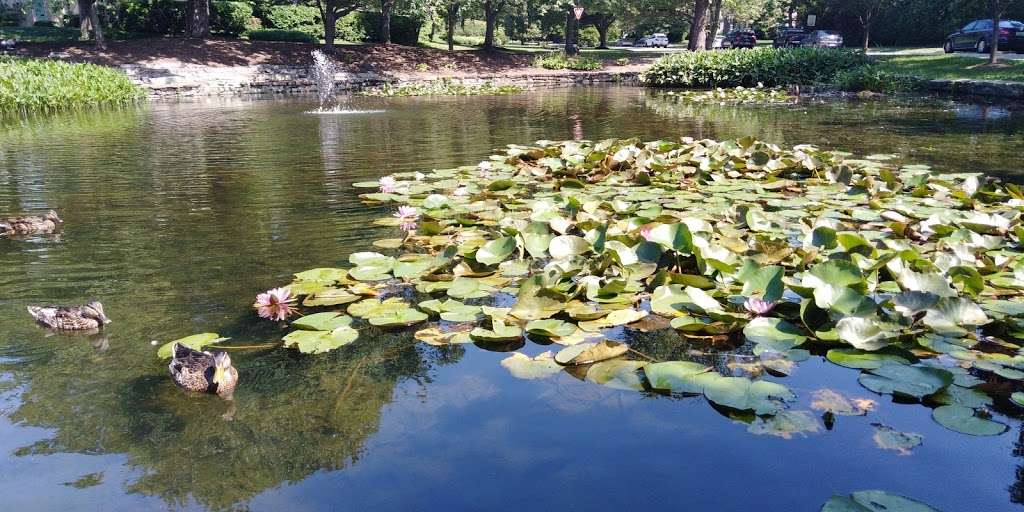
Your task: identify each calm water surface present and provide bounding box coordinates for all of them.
[1,87,1024,511]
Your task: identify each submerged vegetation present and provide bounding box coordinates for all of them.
[662,85,794,104]
[359,78,526,97]
[0,58,145,113]
[211,131,1024,440]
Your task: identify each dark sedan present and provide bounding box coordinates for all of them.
[722,30,756,49]
[944,19,1024,53]
[773,28,807,48]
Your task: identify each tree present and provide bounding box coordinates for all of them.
[185,0,211,38]
[77,0,106,50]
[833,0,895,51]
[705,0,723,49]
[316,0,364,52]
[688,0,710,50]
[380,0,395,43]
[442,0,463,51]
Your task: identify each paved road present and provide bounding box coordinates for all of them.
[868,47,1024,60]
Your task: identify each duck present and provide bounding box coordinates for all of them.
[168,343,238,399]
[1,210,62,236]
[27,300,110,330]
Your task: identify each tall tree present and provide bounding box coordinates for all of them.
[705,0,724,49]
[185,0,210,38]
[77,0,106,49]
[688,0,710,50]
[380,0,395,43]
[443,0,462,51]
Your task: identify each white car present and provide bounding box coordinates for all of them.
[641,33,670,48]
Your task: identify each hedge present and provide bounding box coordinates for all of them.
[641,47,869,88]
[211,1,255,36]
[259,8,422,45]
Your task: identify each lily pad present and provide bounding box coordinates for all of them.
[858,363,953,399]
[702,376,795,415]
[931,405,1008,436]
[501,351,563,380]
[157,332,228,359]
[554,340,629,366]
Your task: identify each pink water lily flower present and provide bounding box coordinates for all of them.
[394,205,419,220]
[414,172,426,181]
[744,297,775,316]
[639,227,654,241]
[379,176,397,194]
[453,186,469,197]
[254,287,296,321]
[400,221,418,232]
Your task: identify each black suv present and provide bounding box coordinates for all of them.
[773,27,807,48]
[944,19,1024,53]
[723,31,756,49]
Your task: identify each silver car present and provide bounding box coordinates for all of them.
[803,30,843,48]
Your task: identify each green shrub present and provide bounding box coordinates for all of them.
[342,11,423,45]
[641,47,869,88]
[97,0,184,38]
[264,5,320,36]
[578,26,599,48]
[33,20,56,28]
[245,28,316,43]
[0,57,145,113]
[534,52,602,71]
[832,65,924,93]
[211,1,254,36]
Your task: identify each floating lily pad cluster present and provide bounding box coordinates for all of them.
[262,134,1024,437]
[358,79,526,97]
[663,85,794,104]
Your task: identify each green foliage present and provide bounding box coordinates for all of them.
[533,52,603,71]
[641,47,869,88]
[879,55,1024,84]
[343,11,424,45]
[577,26,600,47]
[245,28,316,43]
[264,4,321,36]
[211,1,255,36]
[0,26,80,43]
[832,65,924,93]
[0,57,145,113]
[359,78,526,97]
[97,0,185,37]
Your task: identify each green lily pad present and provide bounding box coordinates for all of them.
[470,319,524,342]
[585,360,648,391]
[476,237,517,265]
[872,423,923,455]
[858,363,953,399]
[291,312,353,331]
[931,405,1008,436]
[283,326,358,354]
[702,375,795,415]
[525,319,577,338]
[747,411,820,439]
[826,348,912,370]
[157,332,228,359]
[822,490,940,512]
[643,361,714,394]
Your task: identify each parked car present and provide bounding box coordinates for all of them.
[641,33,670,48]
[773,27,807,48]
[944,19,1024,53]
[802,30,843,48]
[711,35,725,49]
[722,30,756,49]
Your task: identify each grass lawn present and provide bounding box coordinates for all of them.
[0,26,81,43]
[879,54,1024,82]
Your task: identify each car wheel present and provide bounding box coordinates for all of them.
[977,39,988,53]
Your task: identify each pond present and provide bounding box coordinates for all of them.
[1,86,1023,511]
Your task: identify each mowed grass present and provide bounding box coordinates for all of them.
[0,26,81,43]
[878,54,1024,82]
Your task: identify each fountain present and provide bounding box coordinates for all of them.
[306,50,381,115]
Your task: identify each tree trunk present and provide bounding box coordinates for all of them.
[186,0,210,38]
[596,17,611,49]
[564,10,578,56]
[990,0,1001,64]
[89,1,105,50]
[380,0,392,44]
[483,1,496,49]
[688,0,710,51]
[428,11,436,41]
[705,0,723,49]
[324,7,336,52]
[860,13,871,52]
[446,3,458,52]
[77,0,92,40]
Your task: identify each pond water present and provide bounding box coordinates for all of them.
[1,87,1024,511]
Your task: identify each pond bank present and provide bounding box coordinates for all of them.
[124,63,642,97]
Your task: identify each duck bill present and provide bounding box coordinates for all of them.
[212,367,225,386]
